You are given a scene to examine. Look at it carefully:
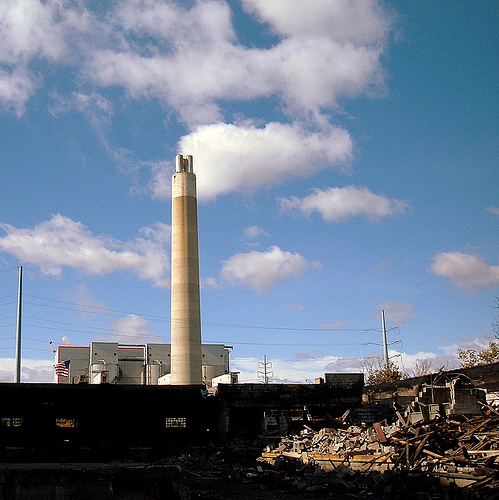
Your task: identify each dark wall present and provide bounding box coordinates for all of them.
[0,383,210,461]
[217,382,363,437]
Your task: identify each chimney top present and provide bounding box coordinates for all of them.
[175,154,193,173]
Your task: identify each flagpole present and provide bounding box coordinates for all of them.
[15,265,22,383]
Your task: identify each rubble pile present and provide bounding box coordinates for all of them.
[259,405,499,497]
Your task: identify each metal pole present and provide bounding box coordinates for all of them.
[15,265,22,383]
[258,355,272,384]
[381,309,389,369]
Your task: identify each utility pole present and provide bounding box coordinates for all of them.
[258,355,273,384]
[15,265,22,383]
[381,309,389,369]
[363,309,400,369]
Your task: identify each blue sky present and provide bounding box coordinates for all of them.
[0,0,497,383]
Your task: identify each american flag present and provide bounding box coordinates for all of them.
[54,359,70,378]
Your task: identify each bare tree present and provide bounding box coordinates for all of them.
[412,358,434,377]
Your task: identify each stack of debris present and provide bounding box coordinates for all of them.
[260,404,499,494]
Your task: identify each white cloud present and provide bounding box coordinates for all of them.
[486,206,499,216]
[0,0,81,114]
[267,37,385,114]
[221,245,321,292]
[280,186,407,222]
[147,160,174,200]
[379,301,418,325]
[0,66,38,117]
[110,314,159,343]
[174,122,353,200]
[241,0,392,43]
[441,333,496,354]
[431,252,499,292]
[398,351,459,375]
[84,0,390,124]
[0,357,55,383]
[0,0,67,63]
[0,215,171,287]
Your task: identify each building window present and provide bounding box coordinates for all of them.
[165,417,187,428]
[56,418,77,428]
[1,417,23,428]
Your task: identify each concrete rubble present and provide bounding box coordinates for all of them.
[256,403,499,498]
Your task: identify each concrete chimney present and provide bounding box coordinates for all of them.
[170,154,203,385]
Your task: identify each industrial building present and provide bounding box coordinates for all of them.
[55,342,233,387]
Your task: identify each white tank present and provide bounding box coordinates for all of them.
[89,363,118,384]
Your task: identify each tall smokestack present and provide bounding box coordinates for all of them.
[170,154,203,385]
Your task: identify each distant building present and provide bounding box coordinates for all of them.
[55,342,231,386]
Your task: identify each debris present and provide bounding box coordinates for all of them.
[259,403,499,497]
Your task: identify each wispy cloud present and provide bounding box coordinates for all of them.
[110,314,159,343]
[379,301,418,325]
[68,284,108,321]
[279,186,407,222]
[243,226,270,241]
[431,252,499,292]
[49,91,114,134]
[0,215,171,287]
[0,0,86,115]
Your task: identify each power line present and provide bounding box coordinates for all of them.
[0,301,17,308]
[24,295,167,321]
[23,294,366,333]
[0,294,17,301]
[208,340,365,347]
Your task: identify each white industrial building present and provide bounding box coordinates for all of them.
[55,342,233,387]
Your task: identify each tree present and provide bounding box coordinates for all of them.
[362,357,407,386]
[412,358,434,377]
[458,342,499,368]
